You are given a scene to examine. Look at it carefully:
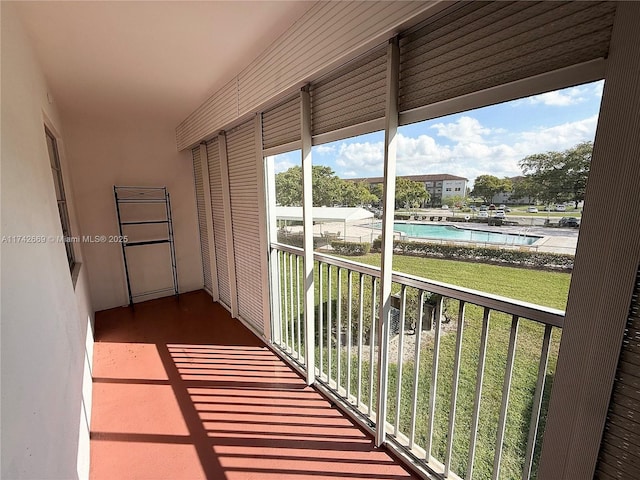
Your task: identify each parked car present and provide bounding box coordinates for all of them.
[527,206,538,213]
[479,205,488,211]
[499,204,506,209]
[556,204,566,211]
[478,211,489,218]
[559,216,580,228]
[489,204,496,210]
[495,210,506,218]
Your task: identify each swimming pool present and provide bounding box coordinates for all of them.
[377,222,540,246]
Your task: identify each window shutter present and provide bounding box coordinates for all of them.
[596,267,640,479]
[399,1,616,116]
[205,138,232,309]
[310,44,387,138]
[226,120,265,330]
[262,95,301,150]
[191,146,212,294]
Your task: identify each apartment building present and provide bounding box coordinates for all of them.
[351,174,468,206]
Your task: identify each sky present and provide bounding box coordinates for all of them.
[272,80,604,188]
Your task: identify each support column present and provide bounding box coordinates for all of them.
[301,86,316,385]
[264,155,282,345]
[538,4,640,478]
[375,37,400,448]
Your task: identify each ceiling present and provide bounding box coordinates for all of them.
[14,1,315,125]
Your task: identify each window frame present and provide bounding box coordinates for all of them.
[45,126,76,273]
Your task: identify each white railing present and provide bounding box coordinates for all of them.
[270,242,563,480]
[273,245,305,364]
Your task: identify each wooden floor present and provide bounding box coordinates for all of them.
[90,290,416,480]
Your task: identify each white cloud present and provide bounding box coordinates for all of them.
[315,144,337,154]
[513,115,598,154]
[274,159,295,174]
[396,134,453,174]
[430,116,491,143]
[334,141,384,176]
[525,86,590,106]
[592,80,605,98]
[325,114,598,187]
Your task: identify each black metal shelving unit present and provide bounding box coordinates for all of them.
[114,186,179,306]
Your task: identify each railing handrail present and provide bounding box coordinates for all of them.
[314,251,382,278]
[271,242,304,256]
[390,270,564,328]
[270,242,565,328]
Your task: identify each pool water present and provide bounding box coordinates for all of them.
[378,222,540,246]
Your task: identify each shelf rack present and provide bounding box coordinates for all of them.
[114,186,179,306]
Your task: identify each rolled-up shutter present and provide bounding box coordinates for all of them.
[310,44,387,138]
[399,1,616,116]
[191,147,212,294]
[262,95,300,150]
[596,268,640,479]
[226,120,264,330]
[205,137,231,309]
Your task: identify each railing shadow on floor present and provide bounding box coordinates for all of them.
[90,290,417,480]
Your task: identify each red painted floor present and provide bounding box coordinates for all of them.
[90,290,416,480]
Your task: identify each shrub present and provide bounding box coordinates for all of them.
[370,239,573,270]
[330,241,371,256]
[446,216,469,223]
[277,231,330,248]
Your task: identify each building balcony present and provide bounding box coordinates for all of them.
[90,239,564,480]
[90,291,417,480]
[269,244,563,480]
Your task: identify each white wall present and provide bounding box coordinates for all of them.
[441,179,467,200]
[62,117,203,311]
[1,4,94,478]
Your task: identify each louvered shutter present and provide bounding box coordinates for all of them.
[596,268,640,479]
[191,147,212,294]
[205,138,231,309]
[262,95,301,150]
[310,44,387,138]
[399,1,616,117]
[226,121,265,330]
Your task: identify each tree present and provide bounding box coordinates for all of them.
[562,141,592,207]
[395,178,429,209]
[368,183,384,207]
[471,175,512,204]
[509,176,542,204]
[275,166,303,206]
[519,141,592,207]
[312,165,342,206]
[276,165,377,207]
[446,194,467,209]
[341,181,376,207]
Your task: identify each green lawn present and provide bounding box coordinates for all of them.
[398,207,583,218]
[506,207,582,218]
[342,253,570,310]
[277,251,571,479]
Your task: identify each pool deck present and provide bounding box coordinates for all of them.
[287,220,578,255]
